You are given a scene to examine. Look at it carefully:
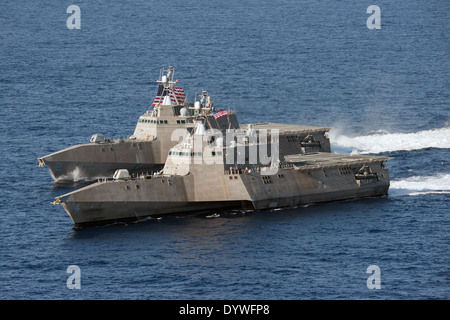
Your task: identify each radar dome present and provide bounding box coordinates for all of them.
[180,107,189,116]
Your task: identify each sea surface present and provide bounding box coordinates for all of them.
[0,0,448,300]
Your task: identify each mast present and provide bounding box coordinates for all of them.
[154,66,184,106]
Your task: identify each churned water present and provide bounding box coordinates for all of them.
[0,0,448,299]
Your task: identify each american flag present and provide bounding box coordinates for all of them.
[213,109,228,119]
[152,85,186,106]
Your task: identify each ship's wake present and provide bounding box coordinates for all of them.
[389,174,450,197]
[329,126,449,197]
[329,126,450,154]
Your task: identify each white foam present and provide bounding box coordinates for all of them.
[55,167,102,183]
[389,174,450,197]
[329,127,450,154]
[205,213,220,219]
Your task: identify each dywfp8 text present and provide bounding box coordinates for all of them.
[224,304,269,315]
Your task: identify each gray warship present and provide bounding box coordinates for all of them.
[38,67,331,182]
[54,121,392,229]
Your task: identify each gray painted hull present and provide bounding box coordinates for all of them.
[62,187,388,229]
[39,125,331,182]
[39,140,162,182]
[57,153,391,228]
[61,200,247,229]
[38,112,244,182]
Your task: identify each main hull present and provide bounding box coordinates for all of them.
[39,140,163,182]
[38,111,243,182]
[56,153,391,228]
[39,124,331,182]
[61,200,249,229]
[61,185,388,229]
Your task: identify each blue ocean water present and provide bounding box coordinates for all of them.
[0,0,449,299]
